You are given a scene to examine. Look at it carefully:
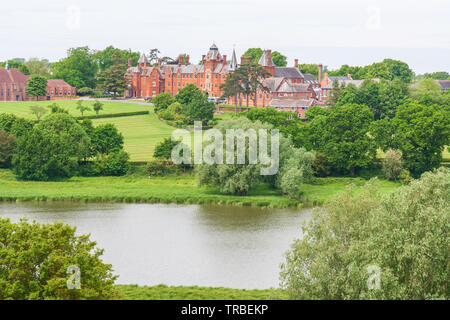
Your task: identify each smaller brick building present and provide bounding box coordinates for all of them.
[0,66,76,102]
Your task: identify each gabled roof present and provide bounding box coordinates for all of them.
[303,74,319,84]
[274,67,304,79]
[206,43,221,61]
[138,54,149,64]
[47,79,73,88]
[263,77,285,92]
[269,98,316,108]
[0,68,29,83]
[437,80,450,90]
[258,50,274,67]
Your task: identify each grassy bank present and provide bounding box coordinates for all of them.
[92,113,174,161]
[117,284,282,300]
[0,100,150,119]
[0,169,400,208]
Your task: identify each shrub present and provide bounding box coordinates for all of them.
[93,150,130,176]
[92,123,124,155]
[146,159,176,176]
[0,130,16,168]
[0,218,121,300]
[280,167,449,300]
[77,87,94,96]
[0,114,34,137]
[312,152,331,177]
[398,169,412,185]
[152,92,174,112]
[382,149,403,180]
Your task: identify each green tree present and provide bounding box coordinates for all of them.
[76,100,90,117]
[0,114,34,137]
[280,168,449,300]
[298,104,377,176]
[381,149,404,181]
[243,48,287,67]
[29,105,48,121]
[154,137,184,160]
[382,58,413,83]
[390,102,449,176]
[92,100,104,116]
[92,123,124,155]
[25,75,48,100]
[13,114,90,180]
[271,51,287,67]
[220,71,244,113]
[25,58,50,77]
[94,45,140,71]
[98,51,127,97]
[183,95,215,124]
[0,218,121,300]
[92,150,130,176]
[0,130,16,168]
[235,62,271,110]
[152,92,175,112]
[175,84,204,106]
[53,46,98,88]
[0,60,30,74]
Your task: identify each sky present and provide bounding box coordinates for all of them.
[1,0,449,74]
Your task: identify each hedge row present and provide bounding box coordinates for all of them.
[74,110,149,120]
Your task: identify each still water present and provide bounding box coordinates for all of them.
[0,203,314,289]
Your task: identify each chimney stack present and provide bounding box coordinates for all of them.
[241,56,246,65]
[128,59,132,67]
[158,58,161,68]
[178,56,184,65]
[318,64,323,83]
[267,50,272,65]
[185,55,190,65]
[222,54,227,63]
[247,57,251,64]
[294,59,299,68]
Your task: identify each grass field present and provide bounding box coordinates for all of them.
[117,284,283,300]
[0,100,150,119]
[92,113,174,161]
[0,169,400,207]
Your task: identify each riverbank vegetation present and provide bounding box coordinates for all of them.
[0,169,399,207]
[117,285,282,300]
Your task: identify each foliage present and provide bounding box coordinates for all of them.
[93,45,140,71]
[97,51,127,97]
[92,150,130,176]
[25,75,48,99]
[381,149,403,181]
[298,64,327,78]
[0,114,34,137]
[12,113,90,181]
[410,79,450,106]
[29,105,48,121]
[53,46,98,88]
[92,100,104,116]
[280,168,449,300]
[25,58,50,77]
[92,123,124,155]
[175,84,204,106]
[47,103,69,114]
[197,117,315,197]
[154,137,183,160]
[0,130,16,168]
[235,62,271,110]
[117,284,280,300]
[305,106,329,121]
[182,95,216,124]
[152,92,175,112]
[77,87,94,96]
[76,100,91,117]
[242,48,287,67]
[0,218,120,300]
[297,104,377,176]
[312,152,331,177]
[146,159,176,176]
[0,60,30,74]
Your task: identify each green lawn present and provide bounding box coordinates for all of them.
[0,169,400,208]
[92,113,174,162]
[117,284,283,300]
[0,100,150,119]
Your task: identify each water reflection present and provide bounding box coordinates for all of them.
[0,203,313,289]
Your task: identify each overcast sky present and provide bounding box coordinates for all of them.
[1,0,449,74]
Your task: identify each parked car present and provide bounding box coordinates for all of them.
[145,97,153,102]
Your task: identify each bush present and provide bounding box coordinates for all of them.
[0,218,121,300]
[12,113,89,181]
[92,124,124,155]
[398,169,412,185]
[92,150,130,176]
[280,167,449,300]
[0,113,34,137]
[146,159,176,176]
[77,87,94,96]
[0,130,16,168]
[382,149,403,180]
[152,92,174,112]
[312,152,331,177]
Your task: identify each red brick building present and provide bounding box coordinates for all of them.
[125,44,324,118]
[0,65,76,102]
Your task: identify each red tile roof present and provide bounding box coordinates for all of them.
[47,79,74,88]
[0,68,29,83]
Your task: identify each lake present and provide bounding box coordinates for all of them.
[0,202,314,289]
